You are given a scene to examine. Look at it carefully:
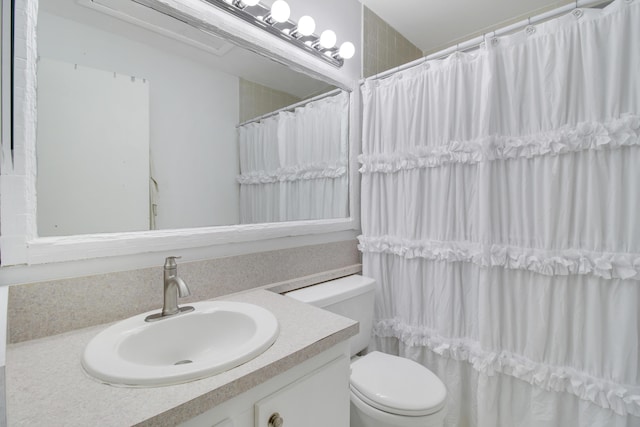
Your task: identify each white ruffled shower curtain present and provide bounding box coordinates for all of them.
[237,92,349,223]
[359,1,640,426]
[238,116,281,223]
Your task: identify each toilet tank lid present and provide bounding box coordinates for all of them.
[285,275,376,308]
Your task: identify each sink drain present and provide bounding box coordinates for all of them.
[174,360,193,365]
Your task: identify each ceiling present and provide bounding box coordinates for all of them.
[360,0,575,54]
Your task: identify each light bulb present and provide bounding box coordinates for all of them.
[270,0,291,23]
[319,30,337,49]
[338,41,355,59]
[242,0,259,6]
[297,16,316,36]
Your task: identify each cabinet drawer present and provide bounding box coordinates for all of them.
[255,356,350,427]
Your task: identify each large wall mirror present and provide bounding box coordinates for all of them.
[1,0,358,268]
[36,0,349,237]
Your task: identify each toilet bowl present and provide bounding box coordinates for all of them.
[286,275,447,427]
[349,351,447,427]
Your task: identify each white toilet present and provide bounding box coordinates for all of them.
[286,275,447,427]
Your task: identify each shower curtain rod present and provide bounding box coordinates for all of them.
[236,87,342,128]
[361,0,614,83]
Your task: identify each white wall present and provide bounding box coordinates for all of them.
[37,59,150,236]
[38,10,240,230]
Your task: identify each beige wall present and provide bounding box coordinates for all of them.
[362,6,423,78]
[239,78,302,123]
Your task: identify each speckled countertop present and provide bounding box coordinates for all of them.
[5,289,358,426]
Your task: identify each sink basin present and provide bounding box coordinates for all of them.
[82,301,279,387]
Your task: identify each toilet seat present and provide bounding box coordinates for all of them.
[350,351,447,417]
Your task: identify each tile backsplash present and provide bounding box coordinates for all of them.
[239,78,302,123]
[8,240,361,343]
[363,6,423,78]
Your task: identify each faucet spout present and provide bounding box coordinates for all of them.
[162,276,191,316]
[174,277,191,298]
[145,256,194,322]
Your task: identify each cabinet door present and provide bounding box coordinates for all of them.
[255,356,350,427]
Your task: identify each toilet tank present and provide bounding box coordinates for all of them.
[285,275,376,357]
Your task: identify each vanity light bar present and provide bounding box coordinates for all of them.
[203,0,353,68]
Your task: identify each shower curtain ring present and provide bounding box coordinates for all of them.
[525,17,536,36]
[490,31,499,46]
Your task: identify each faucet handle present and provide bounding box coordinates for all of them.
[164,256,182,269]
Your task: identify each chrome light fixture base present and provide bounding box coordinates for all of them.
[202,0,345,68]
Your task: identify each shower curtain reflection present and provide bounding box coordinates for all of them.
[238,91,349,224]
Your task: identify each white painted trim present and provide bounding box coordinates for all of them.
[0,0,11,170]
[1,0,38,267]
[1,0,361,268]
[348,82,362,232]
[27,218,356,264]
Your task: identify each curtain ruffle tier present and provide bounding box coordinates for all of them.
[374,318,640,417]
[359,236,640,280]
[236,161,347,184]
[359,114,640,174]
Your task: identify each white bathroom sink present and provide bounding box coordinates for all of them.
[82,301,279,387]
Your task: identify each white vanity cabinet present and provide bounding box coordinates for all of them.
[254,355,349,427]
[181,343,350,427]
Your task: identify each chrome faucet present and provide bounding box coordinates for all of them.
[145,256,194,322]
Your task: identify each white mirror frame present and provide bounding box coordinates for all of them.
[0,0,360,267]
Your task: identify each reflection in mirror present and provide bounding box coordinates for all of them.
[35,0,349,237]
[237,90,348,224]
